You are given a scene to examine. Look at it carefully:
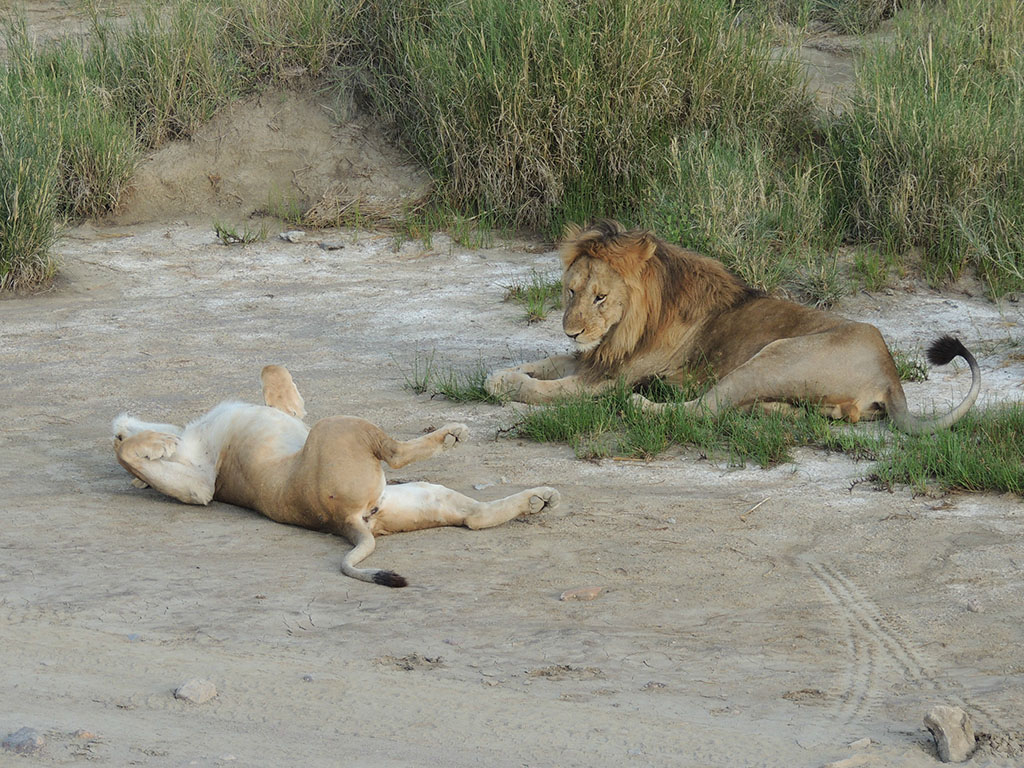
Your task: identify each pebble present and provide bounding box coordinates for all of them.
[559,586,604,601]
[472,483,493,491]
[74,729,96,740]
[925,705,976,763]
[279,230,307,243]
[302,674,314,682]
[848,737,871,750]
[2,727,44,754]
[823,756,873,768]
[174,678,217,704]
[318,240,345,251]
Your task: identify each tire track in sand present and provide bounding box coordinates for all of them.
[804,560,1008,731]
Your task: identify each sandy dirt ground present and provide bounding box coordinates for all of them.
[3,4,1024,765]
[2,220,1023,768]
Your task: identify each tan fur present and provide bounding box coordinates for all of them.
[486,220,980,434]
[114,366,559,587]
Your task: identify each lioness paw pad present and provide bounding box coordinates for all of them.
[133,433,179,461]
[527,487,560,515]
[441,423,469,449]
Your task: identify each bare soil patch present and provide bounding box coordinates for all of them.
[1,217,1022,767]
[2,12,1023,765]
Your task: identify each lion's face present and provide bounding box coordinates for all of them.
[562,257,629,351]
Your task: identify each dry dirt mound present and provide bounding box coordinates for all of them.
[112,89,430,226]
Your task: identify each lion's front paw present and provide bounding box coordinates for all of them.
[629,393,668,415]
[127,432,179,461]
[440,423,469,450]
[484,370,529,399]
[526,487,560,515]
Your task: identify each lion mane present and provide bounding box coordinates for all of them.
[562,219,762,383]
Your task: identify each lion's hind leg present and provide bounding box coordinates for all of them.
[114,420,216,505]
[377,423,469,469]
[375,482,559,533]
[260,365,306,420]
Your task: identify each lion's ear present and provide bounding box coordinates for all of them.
[633,233,656,264]
[604,232,655,276]
[559,223,583,269]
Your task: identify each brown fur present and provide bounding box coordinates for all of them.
[113,366,559,587]
[485,220,980,433]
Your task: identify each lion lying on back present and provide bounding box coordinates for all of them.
[114,365,559,587]
[486,220,980,434]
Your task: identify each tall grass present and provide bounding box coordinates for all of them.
[0,0,362,289]
[86,1,245,147]
[0,69,61,290]
[4,0,1023,298]
[652,132,844,293]
[358,0,815,234]
[830,0,1024,295]
[739,0,902,34]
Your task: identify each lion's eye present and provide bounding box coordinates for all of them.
[594,293,607,304]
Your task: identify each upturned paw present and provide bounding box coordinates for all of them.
[526,487,560,515]
[440,423,469,449]
[126,431,179,461]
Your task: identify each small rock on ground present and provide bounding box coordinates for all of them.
[174,678,217,704]
[823,755,875,768]
[3,727,45,754]
[925,705,976,763]
[559,586,604,601]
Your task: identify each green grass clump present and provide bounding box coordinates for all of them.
[511,376,1021,496]
[871,404,1024,495]
[890,345,928,383]
[402,353,502,404]
[0,74,61,290]
[739,0,901,34]
[504,271,562,323]
[830,0,1024,295]
[213,220,267,245]
[219,0,365,80]
[1,0,365,291]
[358,0,814,234]
[651,133,845,295]
[513,381,885,466]
[87,1,246,147]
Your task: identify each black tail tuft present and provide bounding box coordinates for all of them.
[374,570,408,588]
[926,335,969,366]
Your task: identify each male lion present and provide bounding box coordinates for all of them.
[485,220,980,433]
[113,365,559,587]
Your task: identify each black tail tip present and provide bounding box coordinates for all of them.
[374,570,408,588]
[926,335,969,366]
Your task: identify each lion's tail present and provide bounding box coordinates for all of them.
[339,520,408,588]
[888,335,981,435]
